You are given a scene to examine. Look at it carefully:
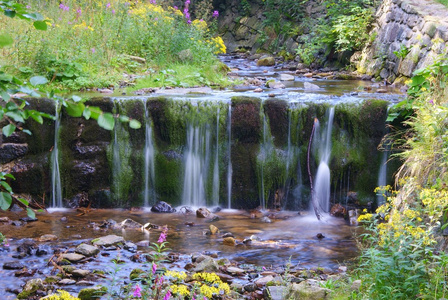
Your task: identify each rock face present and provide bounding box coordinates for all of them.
[356,0,448,82]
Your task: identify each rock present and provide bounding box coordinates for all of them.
[135,240,150,247]
[76,244,100,257]
[255,275,275,287]
[17,240,37,255]
[0,143,28,164]
[36,245,51,256]
[244,283,257,292]
[78,286,108,300]
[39,234,58,242]
[209,225,219,235]
[151,201,176,213]
[0,217,10,222]
[92,235,125,247]
[17,278,44,299]
[261,216,272,223]
[76,281,95,286]
[197,207,212,218]
[330,203,347,218]
[351,279,361,292]
[226,266,246,275]
[12,220,23,226]
[216,272,234,283]
[316,233,325,239]
[257,56,275,66]
[124,242,137,252]
[272,83,286,89]
[61,253,85,262]
[338,266,347,273]
[120,219,143,229]
[58,278,76,285]
[279,74,295,81]
[125,54,146,64]
[72,269,91,278]
[19,217,37,222]
[254,88,263,92]
[223,237,236,246]
[286,279,331,300]
[130,268,145,281]
[264,285,289,300]
[304,82,320,90]
[268,93,275,97]
[99,88,113,93]
[304,72,313,77]
[3,261,25,270]
[377,88,387,93]
[193,256,219,273]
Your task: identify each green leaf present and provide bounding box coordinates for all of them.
[119,115,129,122]
[18,198,29,206]
[72,95,82,102]
[30,113,43,124]
[97,113,115,130]
[0,34,13,48]
[442,223,448,231]
[0,73,13,82]
[29,76,48,86]
[410,75,425,86]
[4,10,16,18]
[65,102,85,117]
[0,192,12,210]
[5,110,25,122]
[26,208,35,219]
[129,119,142,129]
[88,106,102,120]
[83,107,91,120]
[0,91,10,101]
[2,124,16,137]
[22,129,32,135]
[0,181,12,193]
[4,173,15,180]
[33,20,47,31]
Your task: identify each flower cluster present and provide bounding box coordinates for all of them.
[59,3,69,11]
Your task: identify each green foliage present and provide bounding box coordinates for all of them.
[0,0,228,91]
[393,44,410,59]
[436,0,448,7]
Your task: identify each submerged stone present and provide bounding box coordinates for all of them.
[151,201,176,213]
[91,235,125,247]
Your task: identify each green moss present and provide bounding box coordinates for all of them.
[263,99,289,148]
[130,268,145,281]
[78,286,107,300]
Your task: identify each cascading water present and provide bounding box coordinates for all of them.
[112,122,122,202]
[377,151,388,205]
[212,107,220,207]
[51,103,62,208]
[143,101,156,207]
[182,124,211,208]
[313,107,335,213]
[227,103,232,209]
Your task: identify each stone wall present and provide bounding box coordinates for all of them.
[356,0,448,82]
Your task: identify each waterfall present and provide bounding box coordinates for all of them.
[212,107,220,207]
[182,124,211,207]
[51,103,62,208]
[377,151,388,205]
[227,103,232,209]
[143,101,156,207]
[112,122,122,202]
[313,107,334,213]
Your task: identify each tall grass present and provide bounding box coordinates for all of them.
[0,0,227,90]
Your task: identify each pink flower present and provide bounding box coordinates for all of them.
[59,3,69,11]
[76,8,82,15]
[133,284,142,298]
[152,262,157,274]
[91,48,96,53]
[112,9,116,14]
[150,0,156,4]
[106,2,111,8]
[163,291,171,300]
[173,6,178,10]
[187,19,191,24]
[185,0,190,4]
[212,10,219,18]
[157,232,167,243]
[26,5,31,9]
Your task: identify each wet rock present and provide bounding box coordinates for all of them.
[130,268,145,281]
[36,245,51,256]
[76,243,100,257]
[254,88,263,92]
[61,253,85,262]
[223,237,236,246]
[19,216,37,222]
[3,261,25,270]
[279,74,295,81]
[261,216,272,223]
[44,276,60,284]
[12,220,23,226]
[287,279,331,299]
[330,203,347,218]
[257,56,275,66]
[226,266,246,275]
[0,217,10,222]
[196,207,212,218]
[304,82,320,90]
[216,272,234,283]
[338,266,347,273]
[316,233,325,239]
[271,83,286,89]
[58,278,76,285]
[76,280,95,286]
[15,268,37,277]
[209,225,219,235]
[255,275,275,287]
[124,242,137,252]
[0,143,28,164]
[135,240,150,247]
[193,256,219,273]
[151,201,176,213]
[17,240,37,255]
[120,219,143,229]
[92,235,125,247]
[78,286,107,300]
[72,269,91,278]
[244,283,257,292]
[39,234,58,242]
[17,278,44,299]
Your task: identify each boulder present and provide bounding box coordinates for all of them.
[257,56,275,66]
[286,279,331,300]
[264,286,289,300]
[72,269,91,278]
[223,237,236,246]
[91,235,125,247]
[3,261,25,270]
[61,253,85,263]
[17,278,44,299]
[350,279,361,292]
[197,207,212,218]
[120,219,143,229]
[279,74,295,81]
[209,225,219,235]
[39,234,58,242]
[78,286,107,300]
[193,256,219,273]
[304,82,320,90]
[151,201,176,213]
[58,278,76,285]
[330,203,347,218]
[76,244,100,257]
[255,275,275,287]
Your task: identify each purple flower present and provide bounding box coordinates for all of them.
[26,5,31,9]
[133,284,142,298]
[91,48,96,53]
[152,262,157,274]
[76,8,82,15]
[185,0,191,4]
[173,6,178,10]
[200,19,204,22]
[163,291,171,300]
[106,2,111,8]
[262,266,266,271]
[187,19,191,24]
[112,9,116,14]
[212,10,219,18]
[184,12,190,19]
[68,21,72,24]
[154,17,158,21]
[157,232,167,243]
[150,0,156,4]
[59,3,69,11]
[428,99,434,105]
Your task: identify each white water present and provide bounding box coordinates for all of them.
[112,120,122,202]
[227,103,233,209]
[51,104,63,208]
[377,151,388,205]
[313,107,335,213]
[212,107,220,207]
[182,125,210,207]
[143,103,156,207]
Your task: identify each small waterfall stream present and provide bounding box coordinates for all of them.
[143,101,156,207]
[313,107,335,213]
[51,103,62,208]
[377,151,388,205]
[227,102,232,209]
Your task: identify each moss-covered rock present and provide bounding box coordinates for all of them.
[129,268,145,281]
[231,96,261,144]
[78,286,107,300]
[263,99,288,147]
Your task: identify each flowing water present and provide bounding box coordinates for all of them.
[143,101,156,207]
[51,104,62,208]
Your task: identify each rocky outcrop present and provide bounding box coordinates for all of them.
[356,0,448,82]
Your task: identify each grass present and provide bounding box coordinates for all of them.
[436,0,448,7]
[0,0,230,91]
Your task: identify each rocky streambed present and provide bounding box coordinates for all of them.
[0,207,360,299]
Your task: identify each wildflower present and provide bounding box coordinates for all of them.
[173,6,178,10]
[185,0,190,4]
[4,239,9,247]
[212,10,219,18]
[428,99,434,105]
[76,8,82,15]
[163,290,171,300]
[106,2,111,8]
[187,19,191,24]
[155,17,158,21]
[133,284,142,297]
[59,3,69,11]
[150,0,156,3]
[91,48,96,53]
[112,9,116,14]
[26,5,31,9]
[157,229,167,243]
[152,262,157,274]
[262,266,266,271]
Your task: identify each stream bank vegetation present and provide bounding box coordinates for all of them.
[0,0,230,91]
